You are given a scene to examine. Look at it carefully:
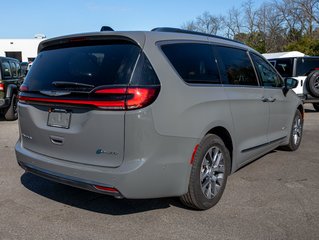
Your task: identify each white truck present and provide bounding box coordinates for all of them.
[263,51,319,111]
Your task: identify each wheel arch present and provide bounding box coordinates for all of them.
[206,126,233,174]
[297,104,304,120]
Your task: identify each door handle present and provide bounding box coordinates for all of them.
[261,97,276,103]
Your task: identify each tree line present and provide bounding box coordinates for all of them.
[182,0,319,55]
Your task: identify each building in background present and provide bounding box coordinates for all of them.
[0,34,46,62]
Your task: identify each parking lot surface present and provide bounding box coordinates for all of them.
[0,105,318,240]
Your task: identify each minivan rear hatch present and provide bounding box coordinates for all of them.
[18,35,158,168]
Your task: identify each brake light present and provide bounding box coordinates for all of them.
[126,88,158,109]
[0,83,4,91]
[94,87,160,109]
[69,37,89,43]
[18,86,160,110]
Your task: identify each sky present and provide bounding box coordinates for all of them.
[1,0,264,39]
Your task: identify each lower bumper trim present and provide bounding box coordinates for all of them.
[18,161,124,199]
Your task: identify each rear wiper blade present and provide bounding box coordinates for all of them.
[52,81,95,88]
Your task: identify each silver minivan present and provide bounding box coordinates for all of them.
[15,28,303,210]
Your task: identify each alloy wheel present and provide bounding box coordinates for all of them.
[200,146,225,199]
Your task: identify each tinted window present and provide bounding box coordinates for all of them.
[10,61,18,78]
[272,58,293,77]
[161,43,220,84]
[15,62,21,77]
[24,41,140,91]
[215,46,258,86]
[251,54,283,88]
[269,60,275,66]
[1,61,12,79]
[130,53,160,86]
[296,58,319,76]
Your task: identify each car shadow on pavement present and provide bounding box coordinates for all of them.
[20,172,186,215]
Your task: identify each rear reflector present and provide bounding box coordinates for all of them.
[0,83,4,91]
[190,144,199,165]
[94,185,119,193]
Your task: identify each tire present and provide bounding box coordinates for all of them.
[180,134,230,210]
[4,94,18,121]
[282,110,303,151]
[306,71,319,98]
[313,103,319,112]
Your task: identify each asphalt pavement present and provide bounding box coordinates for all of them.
[0,104,318,240]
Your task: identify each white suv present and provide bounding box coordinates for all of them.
[263,51,319,111]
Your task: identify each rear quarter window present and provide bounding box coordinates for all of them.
[9,61,18,78]
[161,43,221,84]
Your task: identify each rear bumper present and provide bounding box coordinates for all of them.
[15,135,195,199]
[18,160,123,198]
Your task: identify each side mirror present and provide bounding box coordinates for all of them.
[285,77,298,89]
[283,77,298,96]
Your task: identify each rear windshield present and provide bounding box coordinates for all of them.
[24,41,140,91]
[296,58,319,76]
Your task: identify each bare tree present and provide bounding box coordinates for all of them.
[293,0,319,34]
[274,0,319,35]
[195,11,223,35]
[222,7,243,38]
[181,21,197,31]
[182,11,223,35]
[181,0,319,54]
[242,0,258,34]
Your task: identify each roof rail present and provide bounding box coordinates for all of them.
[151,27,243,44]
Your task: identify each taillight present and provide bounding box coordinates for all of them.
[94,87,159,110]
[19,84,29,92]
[126,88,158,109]
[18,86,160,110]
[0,83,4,91]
